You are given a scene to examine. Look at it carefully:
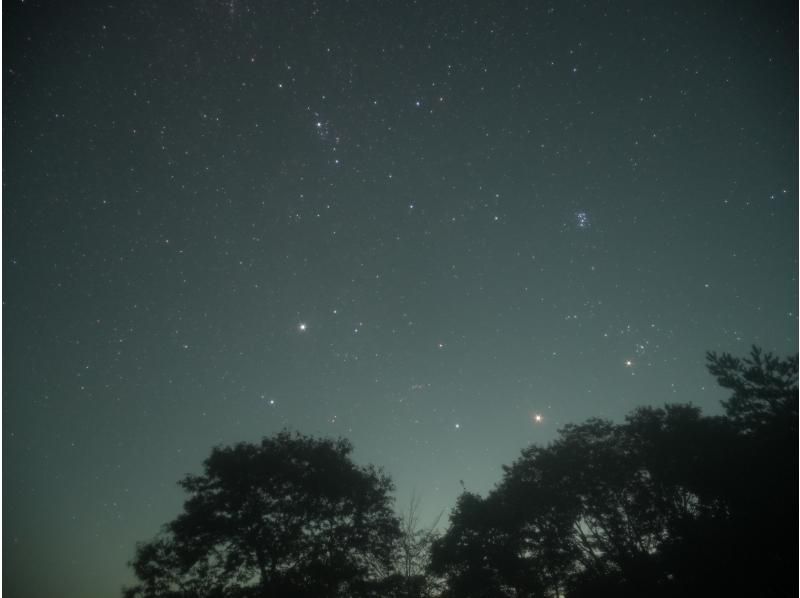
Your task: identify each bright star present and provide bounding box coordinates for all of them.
[298,323,307,332]
[533,413,543,423]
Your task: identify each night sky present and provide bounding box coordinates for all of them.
[4,2,797,597]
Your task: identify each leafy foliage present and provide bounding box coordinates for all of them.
[124,349,796,597]
[124,431,401,598]
[431,348,798,597]
[707,346,798,433]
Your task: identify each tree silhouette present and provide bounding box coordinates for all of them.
[123,431,402,598]
[431,348,798,597]
[707,346,798,434]
[396,493,443,597]
[705,347,798,597]
[375,493,445,598]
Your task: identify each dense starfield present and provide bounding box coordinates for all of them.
[4,2,797,597]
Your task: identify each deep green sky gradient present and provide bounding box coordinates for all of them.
[4,1,797,597]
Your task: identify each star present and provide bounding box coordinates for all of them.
[532,413,544,424]
[298,323,307,332]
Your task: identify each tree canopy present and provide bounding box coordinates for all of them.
[431,347,798,597]
[125,348,797,597]
[124,431,402,598]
